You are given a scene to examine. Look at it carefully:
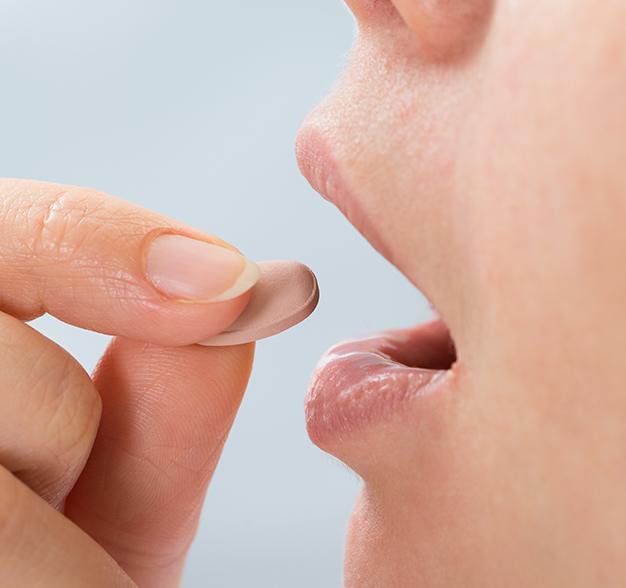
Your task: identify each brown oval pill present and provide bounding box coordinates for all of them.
[199,260,319,347]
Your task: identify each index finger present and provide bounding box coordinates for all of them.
[0,178,259,346]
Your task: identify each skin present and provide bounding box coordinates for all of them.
[298,0,626,586]
[0,179,255,587]
[2,1,625,586]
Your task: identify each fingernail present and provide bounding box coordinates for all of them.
[145,234,260,302]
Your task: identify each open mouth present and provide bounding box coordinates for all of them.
[305,319,458,445]
[297,126,460,447]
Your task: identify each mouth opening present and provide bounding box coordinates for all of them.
[305,317,459,445]
[388,318,457,372]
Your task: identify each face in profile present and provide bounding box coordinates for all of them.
[297,1,626,586]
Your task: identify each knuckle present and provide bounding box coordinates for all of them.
[31,187,107,260]
[0,182,111,265]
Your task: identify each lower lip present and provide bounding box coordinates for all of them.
[305,320,455,445]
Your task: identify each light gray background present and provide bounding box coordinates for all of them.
[0,2,431,586]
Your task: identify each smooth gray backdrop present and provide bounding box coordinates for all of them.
[0,2,432,586]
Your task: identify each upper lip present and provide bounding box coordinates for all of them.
[295,125,393,262]
[297,122,461,451]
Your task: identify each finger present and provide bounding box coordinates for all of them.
[0,467,133,587]
[0,311,101,508]
[65,338,254,588]
[0,178,259,346]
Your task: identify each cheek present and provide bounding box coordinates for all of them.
[458,0,626,371]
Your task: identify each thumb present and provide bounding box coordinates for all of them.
[64,337,254,588]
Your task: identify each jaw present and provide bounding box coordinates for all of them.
[343,435,483,588]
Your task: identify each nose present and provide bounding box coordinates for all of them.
[393,0,494,57]
[345,0,494,59]
[342,0,402,25]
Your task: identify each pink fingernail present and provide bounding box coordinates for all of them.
[145,234,259,302]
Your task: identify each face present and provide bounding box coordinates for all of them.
[297,1,626,586]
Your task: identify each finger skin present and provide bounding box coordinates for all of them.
[0,311,101,507]
[65,338,255,588]
[0,178,250,346]
[0,467,133,587]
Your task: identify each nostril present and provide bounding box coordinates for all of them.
[389,0,494,59]
[344,0,401,24]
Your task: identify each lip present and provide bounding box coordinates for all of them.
[297,124,459,450]
[305,320,456,446]
[295,126,393,262]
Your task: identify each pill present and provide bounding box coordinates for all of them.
[199,260,319,347]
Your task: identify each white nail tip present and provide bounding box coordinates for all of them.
[211,258,261,302]
[200,260,319,346]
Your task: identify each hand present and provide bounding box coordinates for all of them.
[0,179,257,587]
